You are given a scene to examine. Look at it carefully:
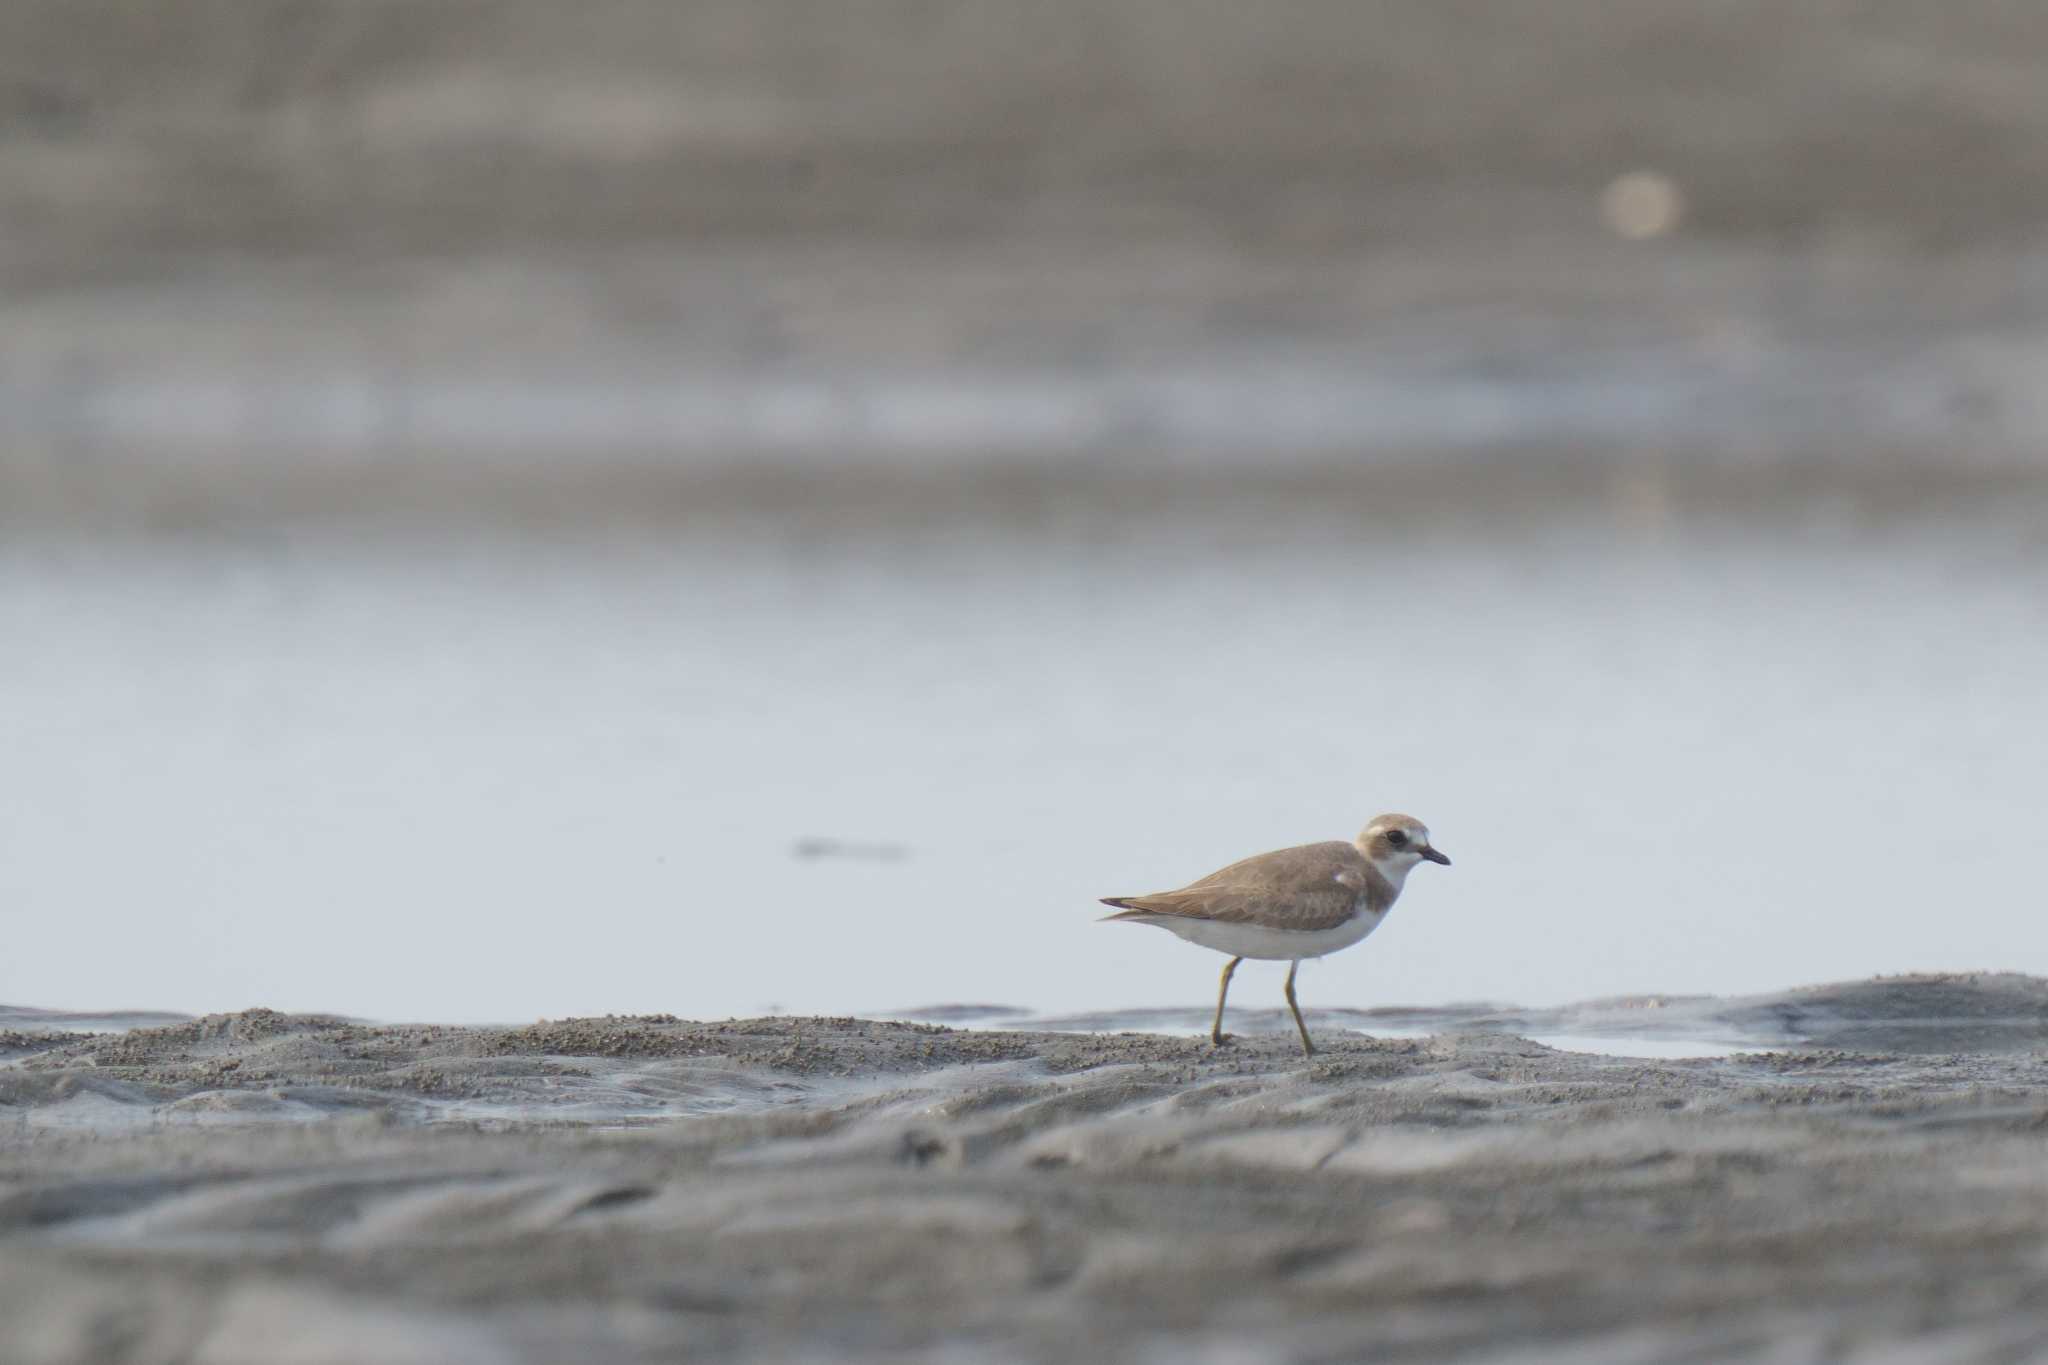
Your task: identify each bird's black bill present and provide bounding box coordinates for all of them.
[1421,847,1452,865]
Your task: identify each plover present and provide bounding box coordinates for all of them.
[1100,813,1449,1056]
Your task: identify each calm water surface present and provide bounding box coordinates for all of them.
[4,482,2045,1023]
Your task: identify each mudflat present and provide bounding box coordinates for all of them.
[6,975,2048,1362]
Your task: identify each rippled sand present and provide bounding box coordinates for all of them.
[6,974,2048,1362]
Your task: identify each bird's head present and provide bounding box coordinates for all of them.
[1356,813,1450,885]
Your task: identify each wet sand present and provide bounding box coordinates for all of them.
[7,974,2048,1362]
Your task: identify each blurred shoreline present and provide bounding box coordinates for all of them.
[11,2,2048,527]
[8,445,2047,542]
[8,239,2048,473]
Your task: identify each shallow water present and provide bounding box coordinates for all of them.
[1518,1034,1747,1059]
[913,1022,1752,1060]
[4,482,2047,1023]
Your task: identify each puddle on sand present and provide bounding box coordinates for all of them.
[882,1011,1771,1061]
[1519,1034,1761,1060]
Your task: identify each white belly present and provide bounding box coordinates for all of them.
[1152,908,1385,961]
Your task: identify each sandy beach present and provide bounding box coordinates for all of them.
[8,974,2048,1362]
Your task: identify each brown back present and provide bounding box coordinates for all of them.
[1100,840,1391,933]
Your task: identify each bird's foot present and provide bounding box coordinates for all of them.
[1210,1032,1235,1048]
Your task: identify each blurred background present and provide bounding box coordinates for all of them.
[2,1,2045,1023]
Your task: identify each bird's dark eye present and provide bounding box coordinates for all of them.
[1386,830,1408,848]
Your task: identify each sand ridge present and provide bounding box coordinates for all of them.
[6,977,2048,1360]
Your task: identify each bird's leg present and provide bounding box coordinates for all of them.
[1284,960,1315,1057]
[1211,956,1242,1046]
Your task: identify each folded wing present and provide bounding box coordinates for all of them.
[1100,840,1368,933]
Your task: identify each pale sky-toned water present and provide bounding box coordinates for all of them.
[4,486,2045,1023]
